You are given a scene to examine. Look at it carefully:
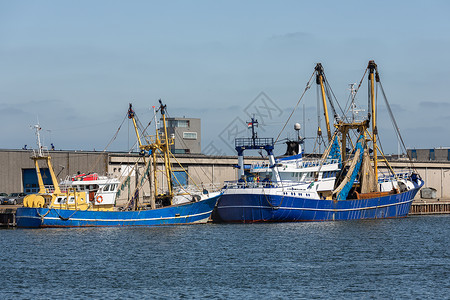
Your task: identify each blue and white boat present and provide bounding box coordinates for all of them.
[216,61,424,222]
[17,101,221,228]
[16,198,219,227]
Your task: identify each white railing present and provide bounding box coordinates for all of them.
[31,147,50,158]
[300,158,339,168]
[44,185,55,193]
[251,158,339,170]
[378,169,412,183]
[173,183,222,195]
[252,163,271,170]
[223,180,309,190]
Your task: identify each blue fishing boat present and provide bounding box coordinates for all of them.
[16,101,221,228]
[216,61,424,222]
[16,198,218,227]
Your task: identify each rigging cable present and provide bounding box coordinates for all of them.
[378,81,418,173]
[322,72,344,119]
[165,110,220,191]
[274,70,316,144]
[87,112,128,175]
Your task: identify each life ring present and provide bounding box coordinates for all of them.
[96,195,103,203]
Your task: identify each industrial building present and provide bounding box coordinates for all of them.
[165,117,201,154]
[0,149,239,204]
[408,148,450,162]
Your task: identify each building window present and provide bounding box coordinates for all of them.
[173,149,191,154]
[411,149,417,160]
[178,120,189,128]
[183,132,197,140]
[429,149,435,161]
[168,120,189,128]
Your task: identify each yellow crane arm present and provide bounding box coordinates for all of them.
[315,63,332,142]
[127,103,145,150]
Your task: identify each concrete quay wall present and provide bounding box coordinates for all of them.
[384,160,450,199]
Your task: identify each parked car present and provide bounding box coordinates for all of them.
[0,193,7,203]
[1,193,27,205]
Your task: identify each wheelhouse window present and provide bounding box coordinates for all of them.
[305,172,314,181]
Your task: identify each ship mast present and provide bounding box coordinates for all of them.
[128,104,144,150]
[159,99,174,200]
[315,63,332,143]
[128,101,174,206]
[368,60,378,180]
[31,124,61,194]
[151,106,158,209]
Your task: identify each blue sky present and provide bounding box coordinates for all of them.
[1,0,449,155]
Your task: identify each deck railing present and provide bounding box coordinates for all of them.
[251,158,340,170]
[235,138,274,148]
[223,180,311,190]
[31,147,49,158]
[377,169,412,183]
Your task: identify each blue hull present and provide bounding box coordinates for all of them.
[216,188,420,223]
[16,195,220,228]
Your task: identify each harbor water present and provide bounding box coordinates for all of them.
[1,215,449,299]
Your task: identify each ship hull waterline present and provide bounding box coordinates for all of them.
[216,188,421,223]
[16,195,220,228]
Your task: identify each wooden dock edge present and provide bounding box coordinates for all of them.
[410,200,450,215]
[0,208,16,228]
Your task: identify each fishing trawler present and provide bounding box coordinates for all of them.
[16,101,221,228]
[216,61,424,222]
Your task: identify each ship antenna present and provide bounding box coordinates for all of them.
[348,83,364,122]
[31,124,44,157]
[248,115,258,147]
